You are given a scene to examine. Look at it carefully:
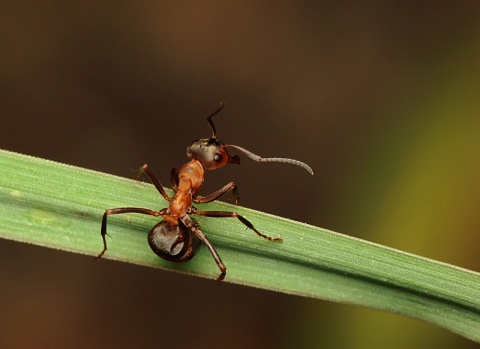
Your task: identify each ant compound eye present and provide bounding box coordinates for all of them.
[214,154,223,162]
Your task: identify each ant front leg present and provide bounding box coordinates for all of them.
[192,208,282,241]
[96,207,160,259]
[193,182,239,205]
[135,163,171,201]
[170,167,179,191]
[179,215,227,281]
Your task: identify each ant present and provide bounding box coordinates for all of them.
[96,102,313,281]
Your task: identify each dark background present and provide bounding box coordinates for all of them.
[1,2,479,348]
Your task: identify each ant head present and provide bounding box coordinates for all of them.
[187,102,313,175]
[187,138,240,170]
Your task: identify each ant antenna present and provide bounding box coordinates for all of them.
[226,144,314,175]
[206,101,226,139]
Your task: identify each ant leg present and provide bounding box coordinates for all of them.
[194,182,239,205]
[135,163,171,201]
[170,167,179,191]
[179,215,227,281]
[96,207,160,259]
[192,209,282,242]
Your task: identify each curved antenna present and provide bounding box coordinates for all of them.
[226,144,314,175]
[206,101,226,139]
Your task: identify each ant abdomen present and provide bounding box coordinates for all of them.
[148,221,201,262]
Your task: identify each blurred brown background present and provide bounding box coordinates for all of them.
[1,1,479,348]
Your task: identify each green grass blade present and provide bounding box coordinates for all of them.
[0,149,479,341]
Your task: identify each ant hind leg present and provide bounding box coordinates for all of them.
[179,215,227,281]
[96,207,160,259]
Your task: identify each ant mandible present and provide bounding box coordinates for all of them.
[96,102,313,281]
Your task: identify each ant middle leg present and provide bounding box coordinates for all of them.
[135,163,171,201]
[192,208,282,242]
[96,207,160,259]
[194,182,239,205]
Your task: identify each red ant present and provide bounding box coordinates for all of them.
[96,102,313,281]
